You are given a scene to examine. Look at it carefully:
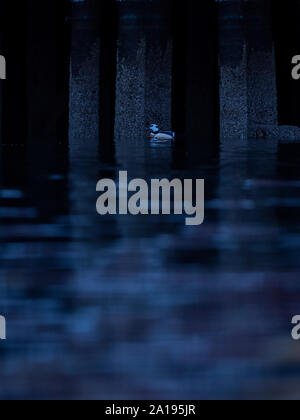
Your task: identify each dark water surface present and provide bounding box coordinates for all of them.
[0,137,300,400]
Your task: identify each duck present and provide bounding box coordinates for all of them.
[149,124,175,141]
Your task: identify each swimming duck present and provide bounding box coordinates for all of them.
[149,124,175,141]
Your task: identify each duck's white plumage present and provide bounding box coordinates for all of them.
[149,124,175,141]
[153,133,174,140]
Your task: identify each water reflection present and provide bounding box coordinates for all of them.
[0,135,300,400]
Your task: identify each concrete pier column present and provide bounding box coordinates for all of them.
[0,29,4,141]
[218,0,247,140]
[27,0,59,143]
[0,2,27,145]
[69,0,100,153]
[68,0,101,247]
[99,0,118,163]
[246,0,278,133]
[218,0,291,140]
[273,0,300,128]
[114,0,173,142]
[185,0,219,160]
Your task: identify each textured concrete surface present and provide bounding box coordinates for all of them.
[114,40,172,141]
[218,0,248,140]
[69,40,100,148]
[247,49,278,128]
[220,45,248,140]
[69,1,100,152]
[114,0,172,142]
[218,0,300,141]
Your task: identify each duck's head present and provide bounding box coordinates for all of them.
[150,124,159,134]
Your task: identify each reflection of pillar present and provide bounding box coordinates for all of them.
[114,0,172,142]
[218,138,279,278]
[69,0,100,153]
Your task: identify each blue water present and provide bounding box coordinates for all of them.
[0,137,300,400]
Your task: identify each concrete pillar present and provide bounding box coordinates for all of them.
[218,0,247,140]
[0,2,27,145]
[273,0,300,128]
[0,32,3,140]
[99,0,118,164]
[218,0,285,140]
[57,0,71,144]
[68,0,109,246]
[0,1,69,145]
[27,0,59,143]
[69,0,100,153]
[246,0,300,140]
[246,0,278,132]
[114,0,172,142]
[185,0,219,159]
